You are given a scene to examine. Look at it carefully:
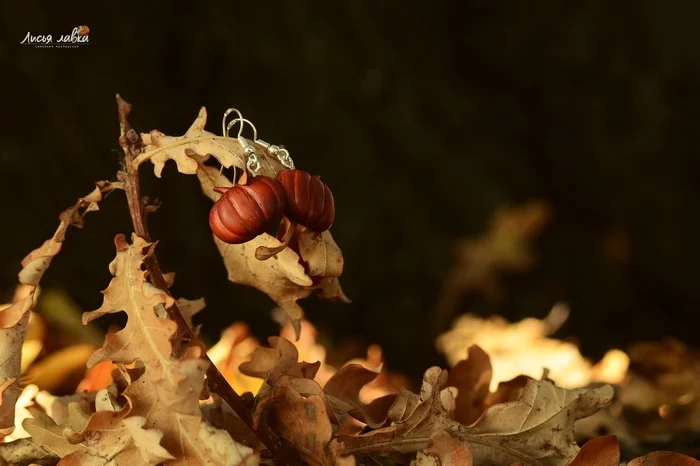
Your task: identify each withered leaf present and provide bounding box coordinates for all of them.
[323,364,396,428]
[0,437,57,465]
[447,345,492,426]
[298,229,344,278]
[457,378,614,465]
[23,402,90,458]
[0,182,117,436]
[77,234,258,464]
[568,435,620,466]
[627,452,700,466]
[239,336,303,385]
[82,234,177,379]
[411,430,473,466]
[257,376,354,466]
[340,367,455,456]
[134,107,282,178]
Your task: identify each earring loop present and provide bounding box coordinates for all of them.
[256,138,295,169]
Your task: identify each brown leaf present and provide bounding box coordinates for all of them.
[82,234,177,376]
[239,336,303,385]
[323,364,396,428]
[340,367,455,456]
[628,452,700,465]
[0,438,57,465]
[298,229,344,278]
[447,345,493,425]
[134,107,284,178]
[259,376,354,466]
[411,430,473,466]
[568,435,620,466]
[23,402,90,458]
[457,378,615,465]
[0,182,117,436]
[77,234,257,464]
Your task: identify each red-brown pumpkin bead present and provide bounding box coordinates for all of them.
[209,176,287,244]
[276,169,335,232]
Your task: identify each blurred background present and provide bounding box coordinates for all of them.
[2,1,700,383]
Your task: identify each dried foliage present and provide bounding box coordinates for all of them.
[0,99,697,465]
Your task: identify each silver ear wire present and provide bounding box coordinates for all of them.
[222,108,244,138]
[222,110,262,176]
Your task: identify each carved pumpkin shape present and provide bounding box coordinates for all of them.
[209,176,287,244]
[276,169,335,232]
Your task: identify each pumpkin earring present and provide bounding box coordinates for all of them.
[208,110,287,245]
[255,137,335,233]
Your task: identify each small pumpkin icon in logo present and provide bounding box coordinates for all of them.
[77,25,90,36]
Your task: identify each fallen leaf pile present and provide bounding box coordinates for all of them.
[0,102,698,465]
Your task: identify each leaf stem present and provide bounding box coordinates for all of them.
[115,94,301,465]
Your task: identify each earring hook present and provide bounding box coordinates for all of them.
[222,108,243,137]
[227,117,259,141]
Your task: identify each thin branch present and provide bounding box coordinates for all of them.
[115,94,301,465]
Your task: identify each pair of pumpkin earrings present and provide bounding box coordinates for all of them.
[209,108,335,248]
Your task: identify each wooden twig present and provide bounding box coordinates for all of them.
[115,94,301,465]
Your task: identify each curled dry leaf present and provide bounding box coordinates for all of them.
[340,367,456,457]
[447,345,493,426]
[255,375,354,466]
[411,430,473,466]
[26,399,175,466]
[323,364,396,429]
[568,435,620,466]
[238,335,322,412]
[628,452,700,465]
[0,182,119,436]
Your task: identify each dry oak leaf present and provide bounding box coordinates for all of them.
[323,364,397,428]
[195,160,348,338]
[82,234,178,380]
[567,435,620,466]
[340,367,456,457]
[26,397,174,466]
[0,182,119,436]
[447,345,493,426]
[239,336,313,386]
[81,234,257,464]
[134,107,282,178]
[627,452,700,466]
[411,430,474,466]
[257,375,354,466]
[298,229,344,278]
[0,437,58,465]
[456,378,614,466]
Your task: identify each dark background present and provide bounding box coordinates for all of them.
[2,2,699,382]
